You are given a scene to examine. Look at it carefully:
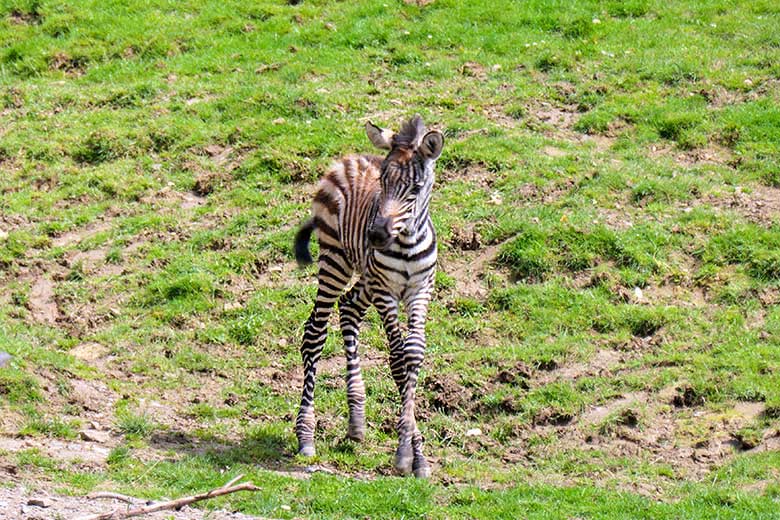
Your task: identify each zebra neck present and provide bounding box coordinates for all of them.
[403,210,432,244]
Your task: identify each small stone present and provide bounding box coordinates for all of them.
[223,301,242,312]
[273,117,285,125]
[80,429,110,443]
[592,18,601,24]
[0,351,11,367]
[633,287,644,301]
[465,428,482,437]
[0,229,7,240]
[744,79,753,87]
[27,498,52,508]
[280,505,292,511]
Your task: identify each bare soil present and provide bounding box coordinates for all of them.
[28,278,58,325]
[0,484,273,520]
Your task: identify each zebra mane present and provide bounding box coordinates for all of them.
[392,115,426,149]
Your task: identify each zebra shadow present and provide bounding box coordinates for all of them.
[148,424,298,472]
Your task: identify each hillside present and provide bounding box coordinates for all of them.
[1,0,779,518]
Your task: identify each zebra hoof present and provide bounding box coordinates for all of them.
[298,445,316,457]
[394,446,414,475]
[413,459,431,479]
[346,426,365,443]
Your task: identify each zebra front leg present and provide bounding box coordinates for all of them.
[296,257,350,457]
[339,281,371,442]
[404,298,432,478]
[399,327,428,477]
[374,296,414,474]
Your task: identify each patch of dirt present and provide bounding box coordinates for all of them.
[542,145,567,157]
[52,220,113,248]
[697,79,780,108]
[438,165,494,188]
[704,184,780,226]
[48,52,87,75]
[421,374,474,415]
[0,484,272,520]
[580,392,648,427]
[448,226,482,251]
[193,171,229,197]
[180,191,208,209]
[253,261,300,291]
[140,185,207,211]
[66,248,108,275]
[443,234,516,299]
[8,9,42,25]
[547,395,777,490]
[0,437,111,466]
[758,287,780,307]
[648,142,734,168]
[27,278,59,325]
[460,62,487,81]
[524,102,615,152]
[493,362,532,389]
[186,146,243,197]
[596,202,636,231]
[639,283,707,309]
[68,379,118,415]
[68,342,110,362]
[442,247,499,299]
[538,349,624,385]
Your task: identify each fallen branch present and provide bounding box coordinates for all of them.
[76,475,260,520]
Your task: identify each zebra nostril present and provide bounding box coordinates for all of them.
[368,227,390,248]
[369,214,392,248]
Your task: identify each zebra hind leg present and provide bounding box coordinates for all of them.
[339,280,370,442]
[412,430,430,478]
[296,254,351,457]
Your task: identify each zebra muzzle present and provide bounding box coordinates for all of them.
[368,215,392,249]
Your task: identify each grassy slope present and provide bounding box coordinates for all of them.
[1,0,780,518]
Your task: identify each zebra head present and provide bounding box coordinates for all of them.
[365,115,444,249]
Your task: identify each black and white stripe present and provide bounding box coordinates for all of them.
[293,115,444,477]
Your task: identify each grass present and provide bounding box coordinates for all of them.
[1,0,780,518]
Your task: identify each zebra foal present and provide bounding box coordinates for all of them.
[294,115,443,477]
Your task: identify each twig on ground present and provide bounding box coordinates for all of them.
[85,492,143,505]
[75,475,260,520]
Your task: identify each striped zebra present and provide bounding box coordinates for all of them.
[294,115,444,477]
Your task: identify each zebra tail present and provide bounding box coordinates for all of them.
[294,218,316,266]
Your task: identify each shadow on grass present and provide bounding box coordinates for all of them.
[148,423,299,472]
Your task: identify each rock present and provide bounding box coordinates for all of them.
[69,380,116,412]
[27,497,52,508]
[465,428,482,437]
[80,429,110,443]
[69,342,109,361]
[0,351,11,367]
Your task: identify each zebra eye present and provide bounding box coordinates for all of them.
[410,184,423,195]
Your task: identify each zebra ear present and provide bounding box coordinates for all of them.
[366,121,393,150]
[419,130,444,160]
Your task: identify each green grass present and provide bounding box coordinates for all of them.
[1,0,780,517]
